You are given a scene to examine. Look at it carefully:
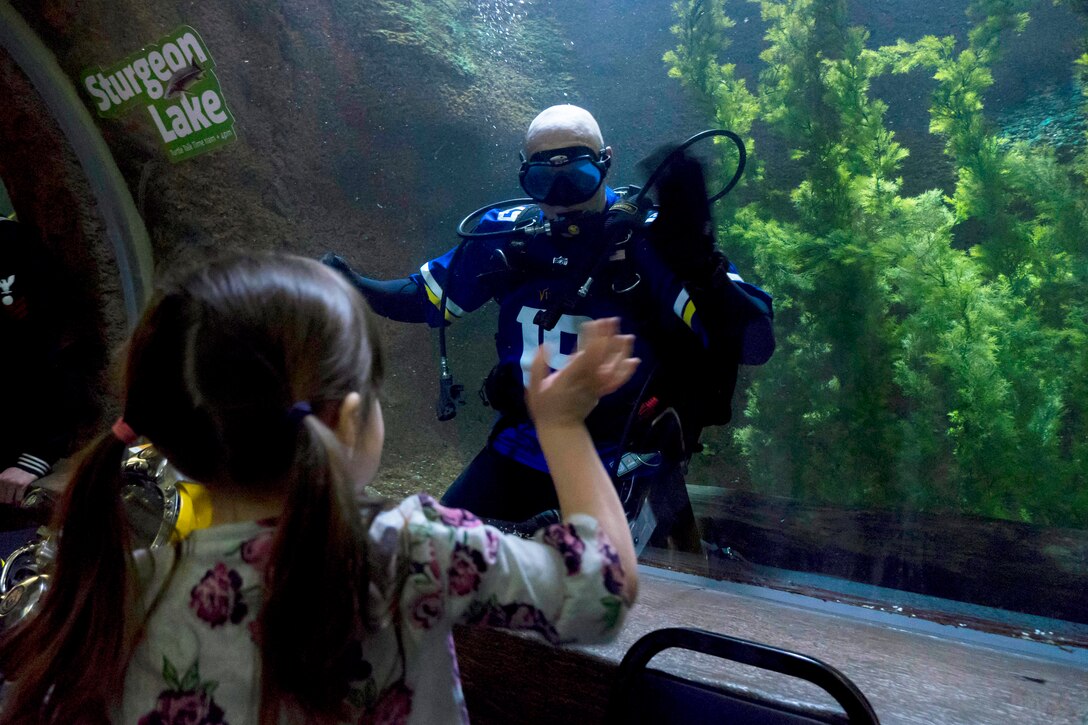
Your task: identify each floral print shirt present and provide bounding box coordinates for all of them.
[117,494,630,724]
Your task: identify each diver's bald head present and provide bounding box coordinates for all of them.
[524,104,605,156]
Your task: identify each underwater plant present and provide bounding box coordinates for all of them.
[666,0,1088,526]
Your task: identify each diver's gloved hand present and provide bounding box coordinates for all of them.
[603,198,645,247]
[639,145,721,285]
[321,251,373,295]
[319,252,432,324]
[320,252,357,277]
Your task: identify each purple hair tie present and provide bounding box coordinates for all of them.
[287,401,313,425]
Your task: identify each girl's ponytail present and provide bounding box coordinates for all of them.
[0,253,387,723]
[257,412,377,725]
[0,430,137,725]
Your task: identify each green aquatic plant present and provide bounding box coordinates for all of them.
[668,0,1088,525]
[664,0,761,222]
[875,0,1088,522]
[1058,0,1088,171]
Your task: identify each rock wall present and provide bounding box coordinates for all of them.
[0,55,123,444]
[0,0,579,490]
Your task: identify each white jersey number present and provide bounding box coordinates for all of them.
[516,307,592,385]
[496,205,529,223]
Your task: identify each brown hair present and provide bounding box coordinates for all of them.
[0,252,385,724]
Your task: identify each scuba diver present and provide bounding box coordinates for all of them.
[322,104,774,552]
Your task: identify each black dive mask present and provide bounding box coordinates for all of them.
[519,146,611,206]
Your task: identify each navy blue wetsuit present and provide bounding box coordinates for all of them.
[328,188,774,530]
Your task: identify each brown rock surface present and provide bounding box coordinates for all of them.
[0,0,576,496]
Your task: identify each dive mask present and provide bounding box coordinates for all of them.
[519,145,611,206]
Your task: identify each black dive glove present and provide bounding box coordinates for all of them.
[320,252,431,323]
[603,198,645,247]
[641,145,720,285]
[638,149,770,327]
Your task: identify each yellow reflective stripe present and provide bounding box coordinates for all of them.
[424,285,455,322]
[682,298,697,328]
[419,262,463,318]
[672,288,697,329]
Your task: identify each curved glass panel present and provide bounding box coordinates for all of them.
[0,0,1083,656]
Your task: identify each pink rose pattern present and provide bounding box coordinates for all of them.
[418,493,482,528]
[483,528,500,564]
[139,689,226,725]
[597,531,626,598]
[406,496,625,643]
[463,598,562,644]
[138,502,624,724]
[411,590,444,629]
[239,530,274,574]
[406,530,444,629]
[189,562,248,627]
[138,658,225,725]
[542,523,586,575]
[362,681,413,725]
[406,496,495,630]
[410,537,441,581]
[246,618,261,645]
[448,542,488,596]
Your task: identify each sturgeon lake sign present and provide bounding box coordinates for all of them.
[79,26,235,162]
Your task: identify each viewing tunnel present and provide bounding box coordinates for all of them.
[1,1,1086,722]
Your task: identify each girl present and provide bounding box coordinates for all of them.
[0,252,639,724]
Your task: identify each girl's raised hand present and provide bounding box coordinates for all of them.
[526,318,640,430]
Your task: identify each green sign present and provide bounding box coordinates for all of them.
[79,26,235,162]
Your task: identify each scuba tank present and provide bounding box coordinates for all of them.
[0,445,212,632]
